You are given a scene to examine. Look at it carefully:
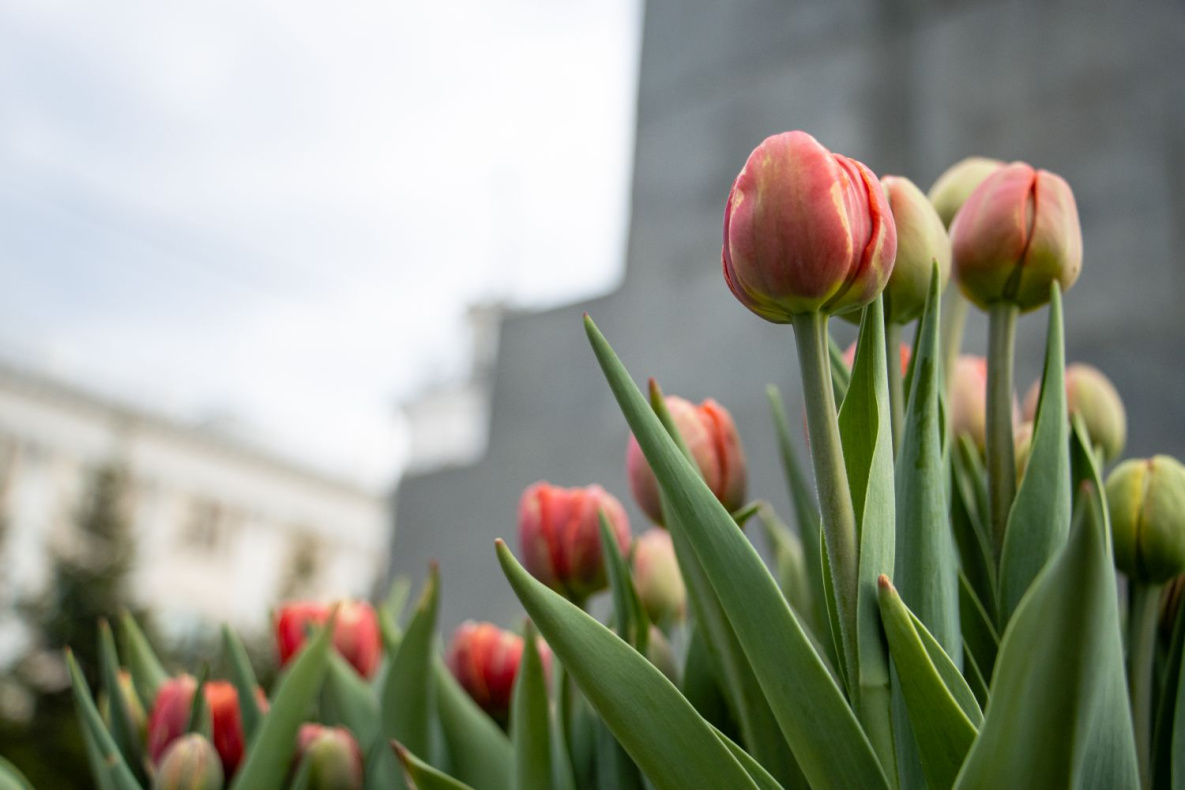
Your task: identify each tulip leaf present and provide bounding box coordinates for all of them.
[1152,579,1185,788]
[230,612,336,790]
[119,611,168,709]
[434,660,513,790]
[648,385,808,788]
[997,286,1071,627]
[956,573,998,689]
[949,444,998,631]
[960,646,989,710]
[97,620,148,784]
[713,726,785,790]
[186,664,210,736]
[324,653,382,750]
[953,451,1138,789]
[585,315,889,790]
[879,576,979,790]
[394,742,475,790]
[599,515,649,654]
[220,625,264,744]
[767,385,829,643]
[511,621,553,790]
[680,625,738,739]
[382,564,439,763]
[756,507,815,637]
[497,540,757,788]
[79,714,118,790]
[836,296,897,777]
[67,649,142,790]
[594,718,645,790]
[0,756,34,790]
[829,331,851,404]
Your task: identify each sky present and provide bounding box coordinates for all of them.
[0,1,642,490]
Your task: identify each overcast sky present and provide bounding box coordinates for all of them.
[0,1,641,489]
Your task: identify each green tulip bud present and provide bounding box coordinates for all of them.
[927,156,1003,228]
[154,734,224,790]
[1107,456,1185,583]
[1023,363,1127,463]
[631,528,686,624]
[880,175,951,323]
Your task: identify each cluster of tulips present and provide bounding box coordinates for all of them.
[38,130,1185,790]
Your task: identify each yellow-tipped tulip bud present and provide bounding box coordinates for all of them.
[1107,456,1185,583]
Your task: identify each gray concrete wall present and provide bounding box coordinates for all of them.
[394,0,1185,631]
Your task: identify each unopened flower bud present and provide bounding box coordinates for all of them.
[518,483,631,601]
[275,600,382,679]
[626,396,746,525]
[927,157,1003,228]
[294,724,364,790]
[1107,456,1185,583]
[645,625,679,684]
[631,528,686,624]
[446,621,553,724]
[147,677,248,778]
[723,131,896,322]
[949,355,1018,452]
[154,734,224,790]
[842,341,911,379]
[951,162,1082,312]
[880,175,951,323]
[1022,363,1126,463]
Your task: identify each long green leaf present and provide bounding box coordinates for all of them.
[0,757,34,790]
[1152,580,1185,788]
[837,296,897,780]
[956,573,998,688]
[829,332,852,404]
[230,612,336,790]
[497,540,756,789]
[97,620,147,784]
[324,653,381,750]
[119,611,168,709]
[600,515,649,654]
[394,742,475,790]
[680,625,738,740]
[757,507,815,636]
[997,286,1071,626]
[434,660,513,790]
[512,621,553,790]
[879,577,978,790]
[949,437,997,622]
[66,649,141,790]
[713,726,784,790]
[585,315,889,790]
[382,565,440,759]
[221,625,264,743]
[953,451,1138,788]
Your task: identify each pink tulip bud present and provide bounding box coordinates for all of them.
[275,600,382,679]
[880,175,951,323]
[927,157,1003,228]
[626,396,746,526]
[722,131,897,322]
[445,621,553,724]
[631,528,686,624]
[147,677,248,778]
[518,483,631,601]
[155,734,224,790]
[842,341,912,379]
[295,724,364,790]
[951,162,1082,312]
[1022,363,1126,463]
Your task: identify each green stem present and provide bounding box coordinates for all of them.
[792,311,859,690]
[986,302,1019,552]
[1128,581,1162,790]
[885,319,904,456]
[941,287,969,393]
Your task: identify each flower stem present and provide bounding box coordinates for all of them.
[792,311,859,689]
[1128,580,1161,789]
[885,319,904,456]
[986,302,1019,551]
[941,288,969,393]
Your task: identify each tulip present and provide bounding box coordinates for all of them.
[147,677,248,778]
[842,341,911,379]
[518,482,631,602]
[275,600,382,679]
[1022,363,1126,463]
[1107,456,1185,584]
[446,621,553,724]
[154,734,224,790]
[294,724,364,790]
[879,175,951,324]
[950,162,1082,313]
[631,528,686,624]
[722,130,897,322]
[927,157,1003,228]
[626,396,746,525]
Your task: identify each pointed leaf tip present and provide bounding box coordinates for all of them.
[878,574,893,591]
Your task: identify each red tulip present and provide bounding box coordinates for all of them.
[951,162,1082,312]
[518,483,631,602]
[275,600,382,679]
[295,724,364,790]
[446,621,552,723]
[147,677,248,778]
[626,395,746,525]
[723,130,896,322]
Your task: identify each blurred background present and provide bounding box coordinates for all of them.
[2,0,1183,783]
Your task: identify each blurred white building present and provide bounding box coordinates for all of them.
[0,360,391,663]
